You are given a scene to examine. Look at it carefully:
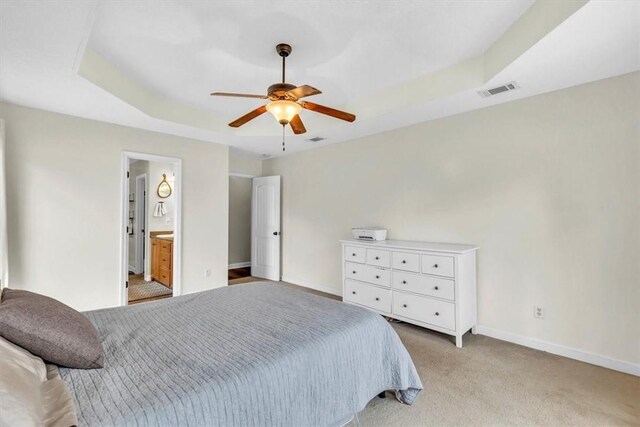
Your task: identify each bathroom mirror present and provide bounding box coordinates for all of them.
[157,174,172,198]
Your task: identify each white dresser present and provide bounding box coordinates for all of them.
[341,239,479,347]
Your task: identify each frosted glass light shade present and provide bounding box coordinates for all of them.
[266,100,302,125]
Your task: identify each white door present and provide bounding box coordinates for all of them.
[251,176,281,281]
[134,174,146,274]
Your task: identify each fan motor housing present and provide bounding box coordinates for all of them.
[268,83,297,99]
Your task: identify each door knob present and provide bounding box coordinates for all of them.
[273,231,280,236]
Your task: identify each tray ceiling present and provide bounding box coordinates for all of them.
[0,1,638,157]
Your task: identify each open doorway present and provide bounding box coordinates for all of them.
[228,172,254,285]
[228,174,281,285]
[121,152,181,305]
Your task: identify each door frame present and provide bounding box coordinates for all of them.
[120,151,182,306]
[134,173,147,275]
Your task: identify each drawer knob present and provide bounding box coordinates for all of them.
[352,271,356,274]
[403,304,407,308]
[402,280,407,284]
[375,256,379,260]
[434,286,439,290]
[434,264,439,268]
[402,260,407,264]
[352,291,356,295]
[375,297,380,301]
[435,312,440,316]
[375,275,380,279]
[352,253,356,256]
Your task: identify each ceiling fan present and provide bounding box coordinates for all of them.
[211,43,356,136]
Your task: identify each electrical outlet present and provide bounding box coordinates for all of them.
[534,306,544,319]
[204,269,211,278]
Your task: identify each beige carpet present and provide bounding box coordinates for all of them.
[235,280,639,425]
[350,322,640,426]
[128,275,172,303]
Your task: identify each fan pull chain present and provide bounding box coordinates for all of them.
[282,124,286,151]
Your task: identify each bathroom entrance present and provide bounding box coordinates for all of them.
[121,152,182,305]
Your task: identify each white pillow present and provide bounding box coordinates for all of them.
[0,336,46,427]
[0,337,77,427]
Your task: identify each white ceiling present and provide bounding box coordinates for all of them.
[1,1,638,158]
[89,1,531,112]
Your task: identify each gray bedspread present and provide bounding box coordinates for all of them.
[60,282,422,426]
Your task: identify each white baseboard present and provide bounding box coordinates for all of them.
[476,325,639,377]
[228,262,251,269]
[281,276,342,297]
[144,274,151,282]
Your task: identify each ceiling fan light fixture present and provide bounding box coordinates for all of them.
[266,100,301,125]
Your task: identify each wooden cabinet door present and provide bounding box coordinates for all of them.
[151,239,159,279]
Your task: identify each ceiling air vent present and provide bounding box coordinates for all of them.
[307,137,326,143]
[478,81,520,98]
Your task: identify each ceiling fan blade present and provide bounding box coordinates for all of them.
[289,114,306,134]
[229,105,268,128]
[211,92,269,99]
[286,85,322,100]
[299,101,356,122]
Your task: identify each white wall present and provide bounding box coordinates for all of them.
[1,102,229,311]
[228,150,262,266]
[147,161,176,233]
[263,72,640,366]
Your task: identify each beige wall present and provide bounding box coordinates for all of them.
[263,72,640,365]
[228,150,262,266]
[1,102,229,311]
[228,177,253,265]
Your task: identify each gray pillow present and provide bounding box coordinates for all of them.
[0,288,103,369]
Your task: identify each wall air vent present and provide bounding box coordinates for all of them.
[478,81,520,98]
[307,137,326,143]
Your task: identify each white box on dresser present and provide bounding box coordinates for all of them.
[341,239,479,347]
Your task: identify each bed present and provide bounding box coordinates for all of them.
[58,282,422,426]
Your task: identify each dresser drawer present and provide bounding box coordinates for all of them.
[344,245,366,264]
[159,253,172,270]
[421,254,455,277]
[392,271,455,301]
[393,292,455,331]
[344,280,391,313]
[366,249,390,268]
[159,240,172,253]
[345,262,390,287]
[392,251,420,272]
[157,268,172,287]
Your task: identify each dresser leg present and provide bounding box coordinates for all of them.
[455,335,463,348]
[471,325,477,335]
